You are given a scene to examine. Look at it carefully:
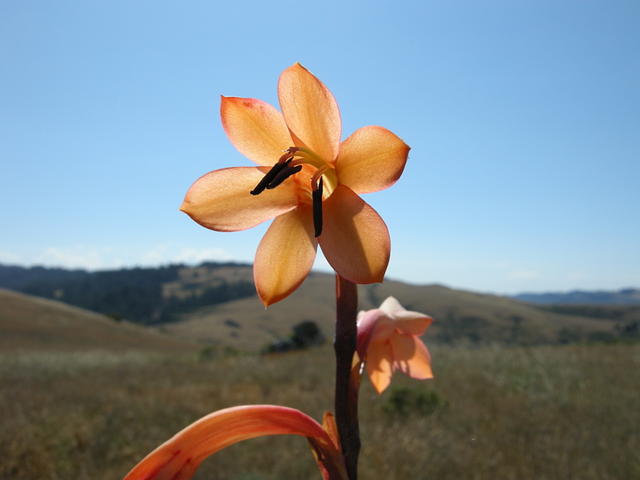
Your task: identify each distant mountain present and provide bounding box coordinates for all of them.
[0,264,89,290]
[512,289,640,305]
[0,262,255,325]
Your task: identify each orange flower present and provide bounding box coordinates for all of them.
[123,405,347,480]
[356,297,433,394]
[180,63,409,306]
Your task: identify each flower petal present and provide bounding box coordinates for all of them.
[336,126,410,194]
[220,96,293,166]
[356,310,397,360]
[254,204,318,306]
[321,412,341,451]
[378,297,432,335]
[180,167,298,232]
[366,341,394,394]
[356,309,384,358]
[278,63,341,164]
[123,405,346,480]
[390,334,433,380]
[393,311,433,336]
[379,296,405,316]
[319,185,390,284]
[370,316,396,343]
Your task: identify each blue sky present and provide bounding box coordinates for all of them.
[1,0,638,293]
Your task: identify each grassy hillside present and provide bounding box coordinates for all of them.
[1,263,629,351]
[0,289,196,352]
[163,273,616,351]
[370,281,624,345]
[1,343,637,479]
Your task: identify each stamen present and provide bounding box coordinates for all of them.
[250,148,302,195]
[266,164,302,189]
[282,146,299,157]
[250,159,291,195]
[312,177,323,237]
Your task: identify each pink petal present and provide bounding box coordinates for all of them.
[378,297,432,336]
[379,296,405,316]
[393,311,433,336]
[357,309,386,358]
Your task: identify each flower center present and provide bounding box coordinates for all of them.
[250,147,336,237]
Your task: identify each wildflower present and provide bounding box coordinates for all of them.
[356,297,433,394]
[123,405,347,480]
[181,63,409,306]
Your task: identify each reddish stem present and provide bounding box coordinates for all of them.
[334,274,360,480]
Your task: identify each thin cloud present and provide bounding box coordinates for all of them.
[9,244,234,270]
[507,270,541,280]
[34,246,119,270]
[0,250,23,264]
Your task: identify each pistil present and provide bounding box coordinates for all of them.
[312,177,324,237]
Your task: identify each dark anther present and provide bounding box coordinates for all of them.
[312,177,323,237]
[266,164,302,189]
[250,160,290,195]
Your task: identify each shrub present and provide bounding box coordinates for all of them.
[382,387,446,418]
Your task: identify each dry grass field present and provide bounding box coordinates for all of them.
[1,343,638,480]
